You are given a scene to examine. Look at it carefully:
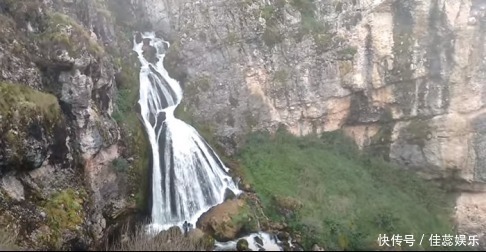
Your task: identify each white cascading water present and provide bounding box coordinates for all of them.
[133,32,241,232]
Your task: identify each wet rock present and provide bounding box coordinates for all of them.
[241,183,254,192]
[224,188,236,201]
[135,32,143,44]
[67,237,89,251]
[142,44,158,64]
[254,236,263,246]
[236,239,249,251]
[276,231,289,241]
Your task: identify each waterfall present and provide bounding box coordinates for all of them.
[133,32,240,232]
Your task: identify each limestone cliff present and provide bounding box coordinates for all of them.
[138,0,486,244]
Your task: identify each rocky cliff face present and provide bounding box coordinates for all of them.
[139,0,486,244]
[1,0,485,249]
[0,0,150,249]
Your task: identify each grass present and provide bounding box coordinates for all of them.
[237,128,458,250]
[0,81,61,126]
[37,12,104,58]
[105,224,212,251]
[42,189,87,249]
[0,82,63,167]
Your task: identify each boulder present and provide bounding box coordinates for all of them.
[236,239,249,251]
[224,188,236,201]
[188,228,215,250]
[196,199,259,242]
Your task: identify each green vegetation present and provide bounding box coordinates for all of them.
[0,82,62,167]
[229,202,259,236]
[366,110,394,160]
[260,4,285,48]
[94,0,114,21]
[42,189,87,249]
[1,0,42,25]
[0,82,61,126]
[37,12,104,57]
[272,69,289,87]
[405,120,431,147]
[112,158,130,173]
[236,239,249,251]
[238,128,457,250]
[290,0,316,16]
[111,58,150,211]
[287,0,335,52]
[336,46,358,60]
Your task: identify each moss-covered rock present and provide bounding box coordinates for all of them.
[36,12,104,60]
[236,238,250,251]
[0,82,64,172]
[196,198,259,242]
[41,188,87,249]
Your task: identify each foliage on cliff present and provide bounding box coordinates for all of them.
[238,128,457,250]
[41,189,87,249]
[0,81,64,172]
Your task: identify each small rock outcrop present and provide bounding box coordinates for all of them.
[196,198,259,242]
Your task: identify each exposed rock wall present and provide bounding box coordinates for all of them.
[141,0,485,186]
[139,0,486,245]
[0,0,150,249]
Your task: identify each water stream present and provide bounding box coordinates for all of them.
[133,32,284,251]
[133,32,240,232]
